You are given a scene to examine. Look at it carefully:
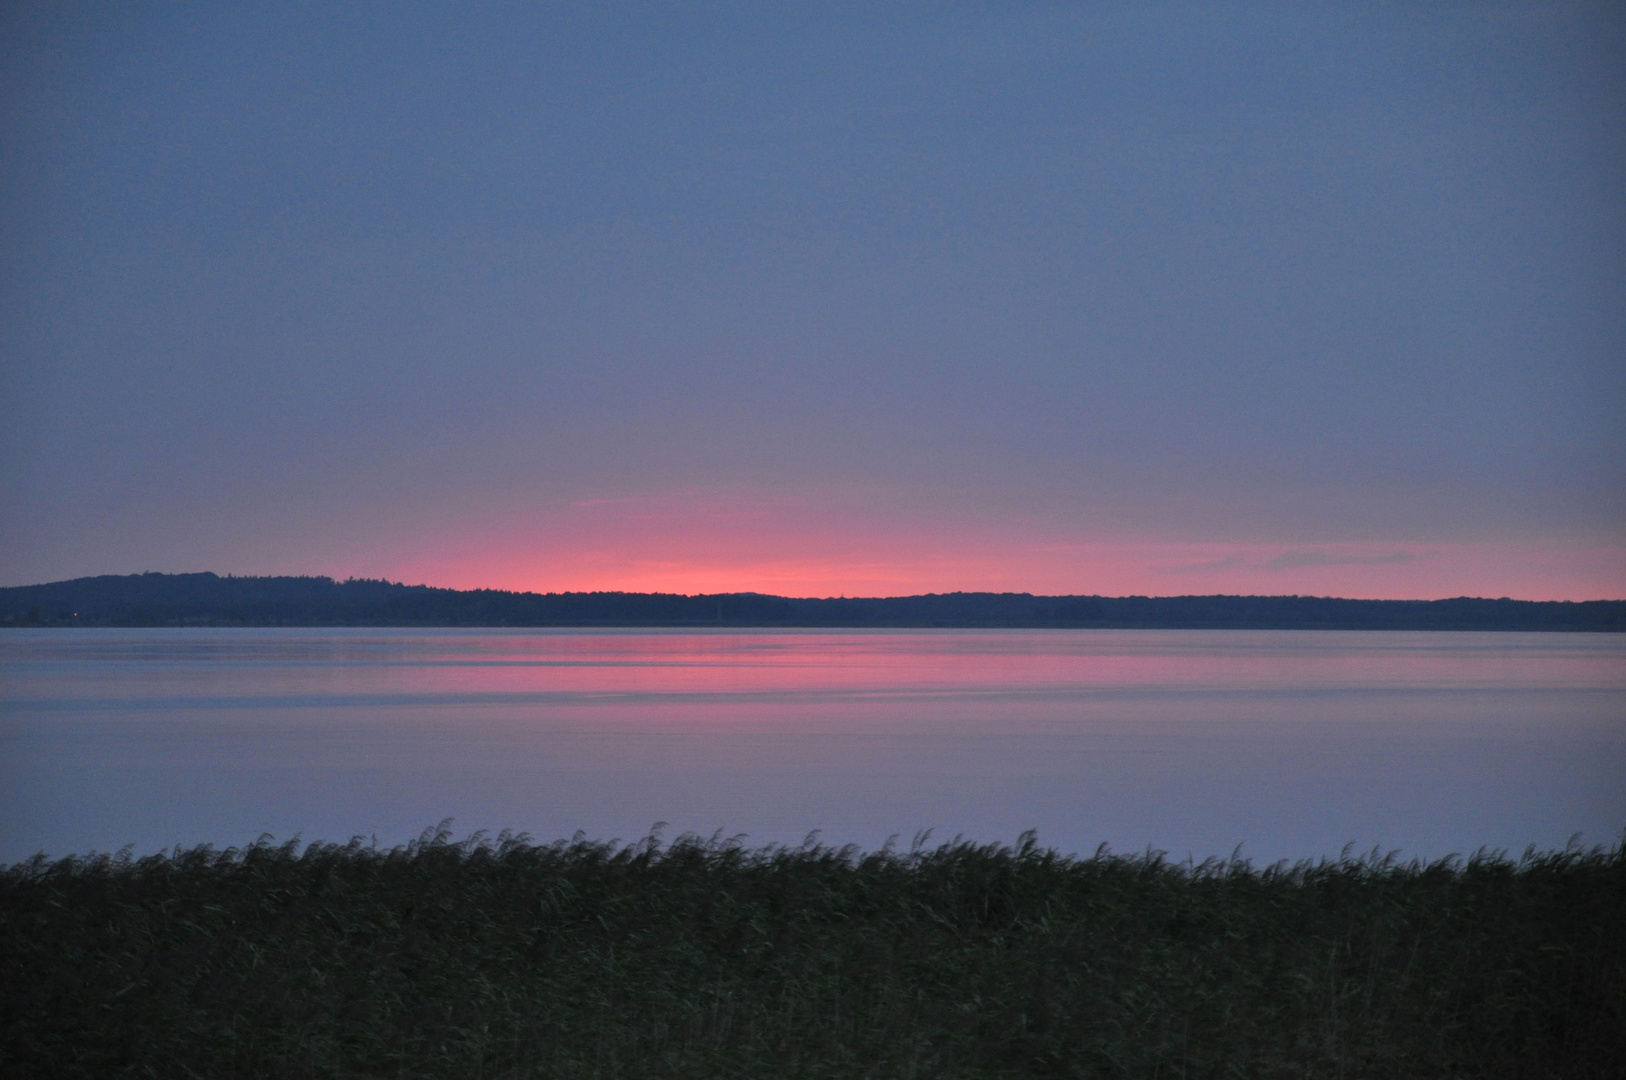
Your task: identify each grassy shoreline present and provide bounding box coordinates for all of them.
[5,828,1623,1078]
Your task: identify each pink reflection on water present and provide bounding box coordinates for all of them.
[3,628,1624,862]
[283,628,1626,696]
[13,627,1620,713]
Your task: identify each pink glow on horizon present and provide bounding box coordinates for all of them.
[301,487,1626,601]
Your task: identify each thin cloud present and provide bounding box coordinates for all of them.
[1267,549,1431,570]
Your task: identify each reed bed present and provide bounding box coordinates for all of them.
[3,826,1622,1079]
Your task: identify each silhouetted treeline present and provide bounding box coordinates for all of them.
[2,572,1621,630]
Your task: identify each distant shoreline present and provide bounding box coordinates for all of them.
[3,572,1622,631]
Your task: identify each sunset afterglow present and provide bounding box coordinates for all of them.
[2,5,1620,600]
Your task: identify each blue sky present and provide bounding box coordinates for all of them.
[2,3,1622,597]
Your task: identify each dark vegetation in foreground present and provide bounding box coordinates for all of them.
[3,830,1623,1079]
[5,571,1624,629]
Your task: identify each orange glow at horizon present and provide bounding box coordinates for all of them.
[306,488,1626,602]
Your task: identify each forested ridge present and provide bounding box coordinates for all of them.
[2,572,1621,630]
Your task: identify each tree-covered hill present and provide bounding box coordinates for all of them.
[2,572,1621,630]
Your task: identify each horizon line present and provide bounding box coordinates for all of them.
[4,570,1623,606]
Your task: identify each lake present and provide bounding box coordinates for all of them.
[2,627,1622,864]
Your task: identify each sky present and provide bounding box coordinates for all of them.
[2,2,1622,600]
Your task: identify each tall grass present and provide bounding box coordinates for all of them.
[4,826,1622,1078]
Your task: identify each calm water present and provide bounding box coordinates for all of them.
[2,628,1622,864]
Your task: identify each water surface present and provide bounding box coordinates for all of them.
[3,628,1621,862]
